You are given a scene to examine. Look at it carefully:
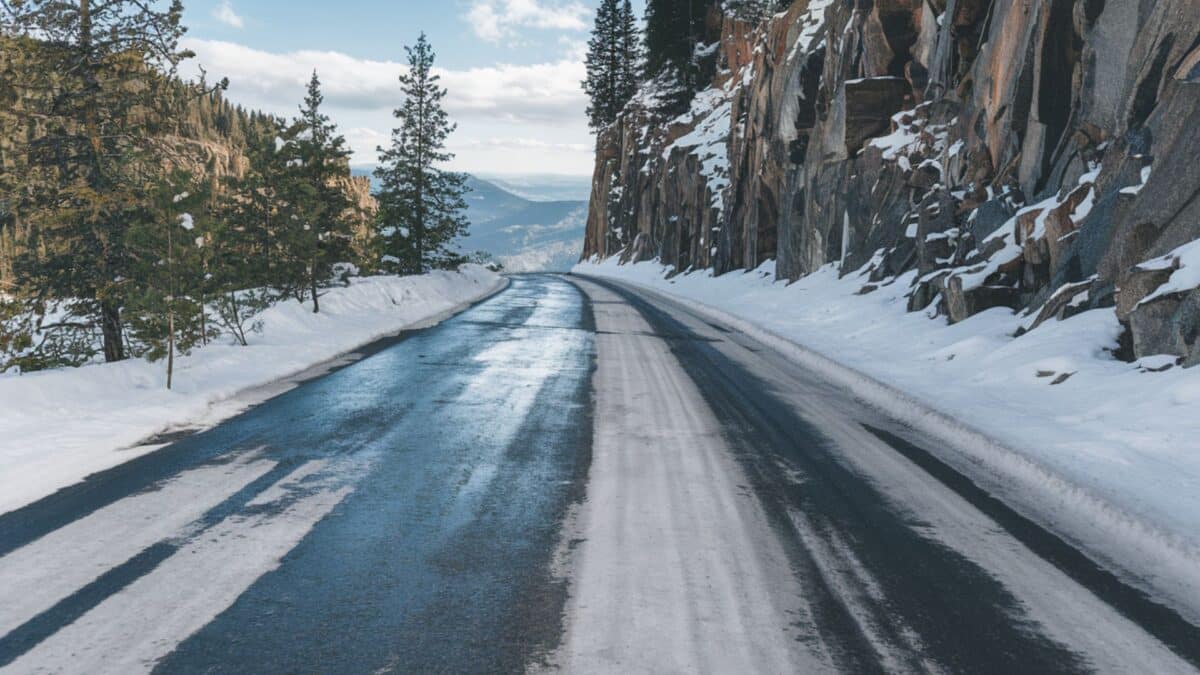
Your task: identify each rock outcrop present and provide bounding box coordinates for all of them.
[583,0,1200,365]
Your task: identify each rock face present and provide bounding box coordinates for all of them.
[582,0,1200,365]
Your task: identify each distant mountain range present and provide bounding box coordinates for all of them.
[351,169,587,272]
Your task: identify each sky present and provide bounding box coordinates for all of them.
[179,0,646,176]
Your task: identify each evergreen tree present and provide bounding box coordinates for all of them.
[583,0,622,129]
[125,174,212,388]
[2,0,219,363]
[373,33,469,273]
[283,72,357,312]
[209,123,288,344]
[616,0,642,109]
[583,0,642,129]
[643,0,717,110]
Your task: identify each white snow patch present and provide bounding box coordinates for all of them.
[1137,238,1200,305]
[663,88,733,213]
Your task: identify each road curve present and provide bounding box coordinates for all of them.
[0,273,1197,673]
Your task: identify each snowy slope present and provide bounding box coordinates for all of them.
[0,266,504,516]
[573,257,1200,617]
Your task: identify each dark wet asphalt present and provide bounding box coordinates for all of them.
[2,273,1198,673]
[0,275,595,673]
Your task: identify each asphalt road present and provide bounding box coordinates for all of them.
[0,274,1197,673]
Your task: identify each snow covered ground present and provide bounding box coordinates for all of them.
[574,257,1200,612]
[0,266,504,516]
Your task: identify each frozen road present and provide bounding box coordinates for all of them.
[0,274,1198,673]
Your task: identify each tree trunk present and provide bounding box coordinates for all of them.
[166,310,175,390]
[310,269,320,314]
[100,300,125,362]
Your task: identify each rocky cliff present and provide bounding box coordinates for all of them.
[583,0,1200,366]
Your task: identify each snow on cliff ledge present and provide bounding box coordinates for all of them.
[0,266,504,516]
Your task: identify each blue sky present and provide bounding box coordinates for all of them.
[179,0,646,175]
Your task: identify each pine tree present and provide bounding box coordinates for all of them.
[643,0,717,110]
[210,123,288,344]
[373,34,469,274]
[583,0,622,129]
[3,0,219,363]
[616,0,642,109]
[583,0,641,130]
[283,72,357,313]
[125,174,212,388]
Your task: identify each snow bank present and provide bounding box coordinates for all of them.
[0,266,505,516]
[574,257,1200,618]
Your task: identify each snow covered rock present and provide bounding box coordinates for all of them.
[580,0,1200,364]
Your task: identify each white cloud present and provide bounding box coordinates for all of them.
[344,127,391,156]
[452,137,592,153]
[465,0,590,43]
[182,38,587,123]
[212,1,244,29]
[179,38,595,174]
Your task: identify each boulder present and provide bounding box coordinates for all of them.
[1127,289,1200,366]
[1116,261,1178,321]
[1028,278,1096,331]
[943,275,1021,324]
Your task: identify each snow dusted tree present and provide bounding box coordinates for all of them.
[373,33,469,273]
[125,174,212,388]
[2,0,224,362]
[643,0,717,111]
[283,71,357,313]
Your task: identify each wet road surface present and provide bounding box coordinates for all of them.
[0,276,594,673]
[1,273,1198,673]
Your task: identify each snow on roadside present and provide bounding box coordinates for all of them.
[0,266,504,516]
[573,256,1200,617]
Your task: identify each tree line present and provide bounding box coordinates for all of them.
[583,0,791,124]
[0,1,468,384]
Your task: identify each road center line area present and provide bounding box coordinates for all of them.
[1,274,1198,673]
